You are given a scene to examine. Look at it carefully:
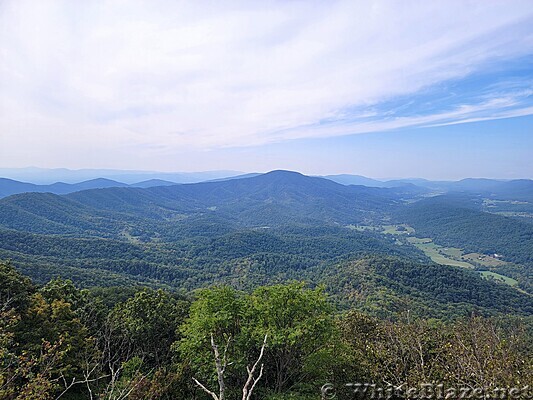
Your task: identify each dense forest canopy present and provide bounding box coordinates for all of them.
[0,171,531,293]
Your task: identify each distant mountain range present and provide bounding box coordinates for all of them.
[0,177,180,198]
[0,170,531,246]
[323,174,533,201]
[0,167,243,185]
[0,171,409,235]
[1,169,531,201]
[323,174,515,190]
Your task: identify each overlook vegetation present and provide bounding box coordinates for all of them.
[1,261,531,400]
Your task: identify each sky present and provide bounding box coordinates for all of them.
[0,0,532,179]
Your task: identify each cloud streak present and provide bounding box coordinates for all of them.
[1,0,532,167]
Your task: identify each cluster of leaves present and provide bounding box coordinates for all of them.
[332,311,533,398]
[0,261,188,399]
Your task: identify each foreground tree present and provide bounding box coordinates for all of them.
[247,283,334,394]
[179,286,247,398]
[179,283,334,398]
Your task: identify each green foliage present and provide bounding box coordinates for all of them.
[247,283,334,393]
[178,283,335,397]
[112,288,187,368]
[1,266,532,399]
[322,256,533,318]
[0,171,531,398]
[0,260,34,310]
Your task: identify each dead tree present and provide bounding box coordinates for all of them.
[242,334,267,400]
[193,334,268,400]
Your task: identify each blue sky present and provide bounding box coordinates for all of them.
[0,0,532,179]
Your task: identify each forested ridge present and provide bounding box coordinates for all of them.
[0,225,424,288]
[1,227,532,318]
[398,195,533,266]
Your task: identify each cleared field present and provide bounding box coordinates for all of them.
[407,237,433,244]
[347,224,416,236]
[407,237,475,268]
[349,224,523,289]
[479,271,518,286]
[382,224,415,235]
[120,228,142,244]
[463,253,507,267]
[346,224,380,232]
[440,247,463,259]
[404,238,521,288]
[351,227,520,285]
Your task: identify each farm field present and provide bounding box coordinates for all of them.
[406,237,475,268]
[382,224,415,235]
[346,225,521,288]
[463,252,508,267]
[347,224,415,235]
[479,271,519,286]
[346,224,380,232]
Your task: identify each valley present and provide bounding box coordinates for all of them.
[0,170,531,318]
[350,222,522,286]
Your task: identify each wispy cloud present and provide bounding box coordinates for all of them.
[0,0,532,166]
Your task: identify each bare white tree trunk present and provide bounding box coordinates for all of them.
[192,377,221,400]
[193,334,231,400]
[242,334,268,400]
[193,333,268,400]
[212,333,228,400]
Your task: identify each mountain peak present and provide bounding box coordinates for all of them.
[264,170,305,177]
[255,170,318,185]
[81,178,123,184]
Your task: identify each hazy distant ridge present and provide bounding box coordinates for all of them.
[0,170,531,200]
[0,167,243,185]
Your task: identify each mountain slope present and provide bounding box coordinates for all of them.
[0,170,531,318]
[323,174,386,187]
[130,179,178,188]
[64,170,402,226]
[0,177,129,198]
[0,171,405,241]
[0,178,41,198]
[396,194,533,266]
[323,256,532,318]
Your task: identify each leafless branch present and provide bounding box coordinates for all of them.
[193,377,220,400]
[242,334,268,400]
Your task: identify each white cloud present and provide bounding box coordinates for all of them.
[0,0,532,167]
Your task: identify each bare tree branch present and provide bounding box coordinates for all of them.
[211,333,227,400]
[193,333,268,400]
[242,334,268,400]
[193,377,220,400]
